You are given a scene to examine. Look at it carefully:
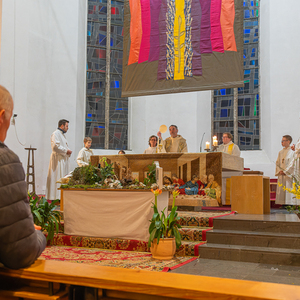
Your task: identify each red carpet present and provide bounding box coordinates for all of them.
[39,246,197,272]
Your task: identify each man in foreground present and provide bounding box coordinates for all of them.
[157,125,188,153]
[0,85,46,269]
[46,119,72,200]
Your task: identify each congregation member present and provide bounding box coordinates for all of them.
[144,135,166,154]
[118,150,125,154]
[0,85,46,269]
[77,137,93,167]
[157,125,188,153]
[276,135,296,205]
[217,132,240,156]
[46,119,72,200]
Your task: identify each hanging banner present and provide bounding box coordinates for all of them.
[122,0,244,97]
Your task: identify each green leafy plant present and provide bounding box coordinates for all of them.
[69,163,101,185]
[144,162,156,186]
[98,157,115,183]
[148,190,181,249]
[29,193,61,241]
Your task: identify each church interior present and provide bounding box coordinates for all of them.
[1,0,300,299]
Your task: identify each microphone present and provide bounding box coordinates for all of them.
[200,132,205,152]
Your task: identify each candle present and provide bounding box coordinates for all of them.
[205,142,210,149]
[213,136,218,146]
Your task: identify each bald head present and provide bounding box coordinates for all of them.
[0,86,13,142]
[0,86,13,118]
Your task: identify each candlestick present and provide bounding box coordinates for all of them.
[205,142,210,150]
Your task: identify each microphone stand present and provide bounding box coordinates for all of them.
[200,132,205,152]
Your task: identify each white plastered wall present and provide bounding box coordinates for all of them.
[0,0,87,194]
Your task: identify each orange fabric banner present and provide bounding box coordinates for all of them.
[128,0,142,65]
[220,0,237,51]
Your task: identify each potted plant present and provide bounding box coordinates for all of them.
[279,181,300,219]
[148,189,181,260]
[29,193,61,241]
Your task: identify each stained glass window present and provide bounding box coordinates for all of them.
[213,0,259,150]
[86,0,128,150]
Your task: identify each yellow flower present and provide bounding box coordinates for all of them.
[151,188,162,196]
[172,190,180,198]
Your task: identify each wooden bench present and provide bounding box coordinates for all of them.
[1,259,300,299]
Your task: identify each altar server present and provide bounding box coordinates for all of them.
[217,132,240,156]
[77,137,93,167]
[144,135,166,154]
[276,135,296,205]
[46,119,72,200]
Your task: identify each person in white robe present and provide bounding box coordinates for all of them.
[276,135,296,205]
[46,119,72,200]
[77,137,93,167]
[217,132,240,156]
[157,125,188,153]
[143,135,166,154]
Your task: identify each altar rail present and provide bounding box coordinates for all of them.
[0,260,299,300]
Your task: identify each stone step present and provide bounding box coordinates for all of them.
[206,229,300,249]
[213,214,300,233]
[198,243,300,266]
[179,226,212,242]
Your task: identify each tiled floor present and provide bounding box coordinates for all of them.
[171,209,300,286]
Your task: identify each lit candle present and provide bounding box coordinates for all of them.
[213,136,218,146]
[205,142,210,149]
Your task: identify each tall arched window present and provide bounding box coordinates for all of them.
[86,0,128,150]
[213,0,259,150]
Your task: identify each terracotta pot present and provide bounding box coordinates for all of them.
[150,237,176,260]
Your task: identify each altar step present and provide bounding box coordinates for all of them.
[50,233,204,257]
[198,213,300,266]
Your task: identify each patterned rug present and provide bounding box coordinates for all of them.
[39,246,197,272]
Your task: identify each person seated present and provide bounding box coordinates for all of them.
[144,135,166,154]
[171,173,185,194]
[163,176,173,186]
[217,132,240,156]
[118,150,125,154]
[178,175,199,195]
[0,85,46,269]
[76,137,94,167]
[205,174,222,205]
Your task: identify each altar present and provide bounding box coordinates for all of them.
[91,152,244,205]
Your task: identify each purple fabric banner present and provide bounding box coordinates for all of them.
[148,0,162,62]
[210,0,224,52]
[157,0,168,80]
[139,0,151,63]
[191,0,202,75]
[200,0,212,53]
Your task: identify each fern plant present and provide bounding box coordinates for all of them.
[29,193,61,241]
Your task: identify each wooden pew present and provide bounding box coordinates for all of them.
[0,259,300,300]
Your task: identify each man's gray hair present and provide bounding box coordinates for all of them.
[0,86,13,119]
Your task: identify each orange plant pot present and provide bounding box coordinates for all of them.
[150,237,176,260]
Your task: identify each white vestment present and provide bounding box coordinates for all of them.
[217,141,240,157]
[143,146,166,154]
[294,138,300,176]
[46,129,71,200]
[275,146,296,205]
[77,147,94,167]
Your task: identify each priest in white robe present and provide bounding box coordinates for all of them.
[46,119,72,200]
[157,125,188,153]
[217,132,240,156]
[275,135,296,205]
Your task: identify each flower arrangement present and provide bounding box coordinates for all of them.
[278,180,300,215]
[148,189,181,249]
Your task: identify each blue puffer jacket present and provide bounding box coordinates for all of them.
[0,142,46,269]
